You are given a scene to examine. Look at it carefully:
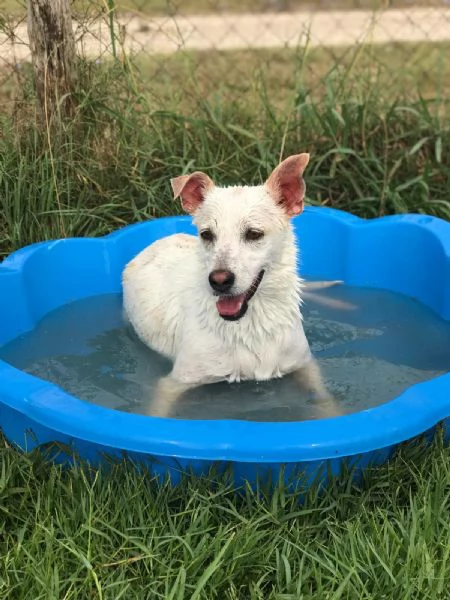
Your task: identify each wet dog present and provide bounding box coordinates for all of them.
[123,154,344,417]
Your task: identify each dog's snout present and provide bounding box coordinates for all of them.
[209,269,235,293]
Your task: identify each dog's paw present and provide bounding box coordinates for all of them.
[315,395,344,419]
[302,290,357,311]
[148,376,190,418]
[303,280,344,290]
[293,360,344,418]
[302,280,357,311]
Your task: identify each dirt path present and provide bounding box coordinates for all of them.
[1,7,450,64]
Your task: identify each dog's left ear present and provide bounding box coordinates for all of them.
[171,171,214,214]
[265,153,310,217]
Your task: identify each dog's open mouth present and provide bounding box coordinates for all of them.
[216,270,265,321]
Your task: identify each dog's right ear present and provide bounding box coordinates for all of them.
[170,172,214,214]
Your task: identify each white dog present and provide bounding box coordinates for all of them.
[123,153,344,418]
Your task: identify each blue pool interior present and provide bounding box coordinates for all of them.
[1,285,450,422]
[0,208,449,486]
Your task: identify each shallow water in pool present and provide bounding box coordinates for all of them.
[1,286,450,421]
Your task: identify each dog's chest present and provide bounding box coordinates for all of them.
[223,324,309,383]
[228,341,282,382]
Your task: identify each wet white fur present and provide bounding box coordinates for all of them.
[123,179,340,418]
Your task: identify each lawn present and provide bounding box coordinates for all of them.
[1,9,450,598]
[1,431,450,598]
[1,40,449,258]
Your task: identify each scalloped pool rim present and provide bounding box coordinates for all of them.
[0,207,449,466]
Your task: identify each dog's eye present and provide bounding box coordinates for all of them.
[200,229,215,243]
[245,229,264,242]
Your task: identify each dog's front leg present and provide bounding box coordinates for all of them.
[148,375,195,418]
[149,343,229,418]
[149,367,225,418]
[293,358,343,418]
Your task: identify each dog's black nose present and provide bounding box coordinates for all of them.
[209,269,235,293]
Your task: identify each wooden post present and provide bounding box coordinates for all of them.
[27,0,76,122]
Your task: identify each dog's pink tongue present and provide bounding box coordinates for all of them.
[216,294,245,317]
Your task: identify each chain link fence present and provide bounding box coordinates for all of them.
[1,0,450,108]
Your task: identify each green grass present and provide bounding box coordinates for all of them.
[1,430,450,599]
[0,41,449,258]
[133,42,450,108]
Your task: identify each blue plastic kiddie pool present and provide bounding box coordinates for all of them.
[0,206,449,488]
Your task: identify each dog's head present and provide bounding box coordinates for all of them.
[171,153,309,321]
